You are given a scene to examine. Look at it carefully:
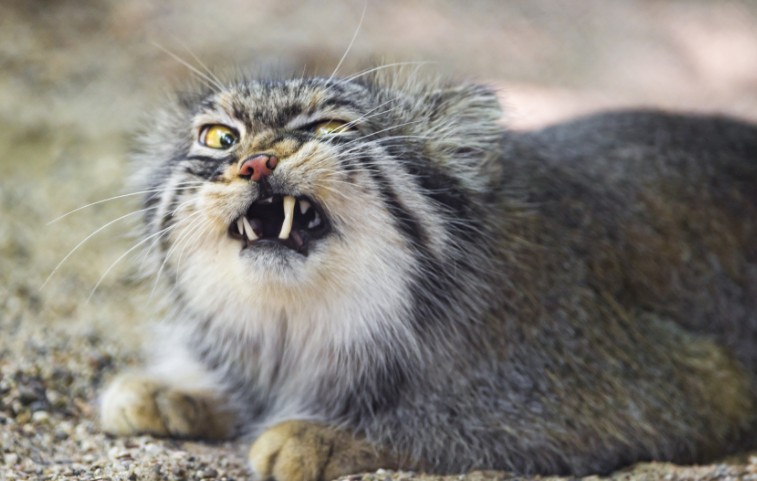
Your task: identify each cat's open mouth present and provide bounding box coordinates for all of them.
[228,194,330,255]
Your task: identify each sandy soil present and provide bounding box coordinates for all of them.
[2,1,757,480]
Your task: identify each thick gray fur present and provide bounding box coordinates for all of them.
[132,72,757,476]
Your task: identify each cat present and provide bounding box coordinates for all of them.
[100,71,757,481]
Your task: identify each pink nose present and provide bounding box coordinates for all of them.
[239,154,278,182]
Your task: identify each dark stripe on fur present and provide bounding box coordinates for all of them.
[394,149,485,244]
[361,156,463,337]
[364,159,429,249]
[184,154,238,179]
[332,349,408,420]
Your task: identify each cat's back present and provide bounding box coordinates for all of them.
[500,110,757,369]
[514,109,757,187]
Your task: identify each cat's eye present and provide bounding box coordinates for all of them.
[199,124,238,149]
[312,120,355,137]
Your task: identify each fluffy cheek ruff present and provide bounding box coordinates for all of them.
[161,167,418,331]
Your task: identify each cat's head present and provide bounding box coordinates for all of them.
[134,74,503,314]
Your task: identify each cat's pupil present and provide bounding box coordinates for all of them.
[220,133,235,148]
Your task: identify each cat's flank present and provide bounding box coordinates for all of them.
[100,73,757,480]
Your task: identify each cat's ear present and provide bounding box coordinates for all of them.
[413,84,504,191]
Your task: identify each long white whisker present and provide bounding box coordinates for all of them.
[151,41,224,91]
[174,217,214,279]
[46,182,205,225]
[170,36,226,92]
[150,210,206,297]
[344,61,436,82]
[87,219,183,301]
[179,43,223,87]
[42,206,157,289]
[327,1,367,83]
[337,120,427,151]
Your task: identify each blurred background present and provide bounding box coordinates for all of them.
[1,0,757,477]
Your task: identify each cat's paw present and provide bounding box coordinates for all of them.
[100,372,233,440]
[249,420,392,481]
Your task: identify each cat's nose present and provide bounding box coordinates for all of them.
[238,154,279,182]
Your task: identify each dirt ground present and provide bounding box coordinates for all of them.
[2,1,757,480]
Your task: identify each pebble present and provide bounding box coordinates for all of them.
[18,387,39,405]
[197,467,219,478]
[32,410,50,422]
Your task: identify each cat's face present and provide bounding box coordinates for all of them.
[135,75,502,314]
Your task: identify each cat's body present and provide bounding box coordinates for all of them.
[101,74,757,479]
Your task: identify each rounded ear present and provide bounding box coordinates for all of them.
[411,83,504,192]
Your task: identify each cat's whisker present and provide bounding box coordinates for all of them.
[338,120,428,149]
[344,61,437,83]
[42,206,158,290]
[321,99,399,146]
[337,135,433,158]
[150,210,207,297]
[327,1,367,84]
[173,217,214,280]
[171,196,202,217]
[169,36,226,92]
[87,218,185,301]
[151,40,225,92]
[134,214,195,281]
[317,105,407,152]
[47,182,206,225]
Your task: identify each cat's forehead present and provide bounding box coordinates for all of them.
[201,78,370,122]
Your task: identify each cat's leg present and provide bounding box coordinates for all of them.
[249,420,399,481]
[100,341,236,440]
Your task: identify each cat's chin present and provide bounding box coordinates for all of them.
[236,240,310,273]
[238,239,308,258]
[235,236,314,257]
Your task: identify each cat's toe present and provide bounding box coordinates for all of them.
[100,373,171,437]
[249,420,393,481]
[100,372,232,439]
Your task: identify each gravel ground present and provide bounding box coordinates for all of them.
[2,1,757,480]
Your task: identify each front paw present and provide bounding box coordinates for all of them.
[249,420,393,481]
[100,372,233,440]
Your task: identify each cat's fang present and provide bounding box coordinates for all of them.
[236,218,245,237]
[299,199,311,215]
[242,216,258,241]
[279,195,296,239]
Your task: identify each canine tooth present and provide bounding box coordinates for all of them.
[299,199,311,215]
[279,195,296,239]
[307,212,321,229]
[237,218,245,236]
[242,217,257,241]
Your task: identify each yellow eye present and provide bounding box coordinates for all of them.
[200,125,238,149]
[313,120,355,137]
